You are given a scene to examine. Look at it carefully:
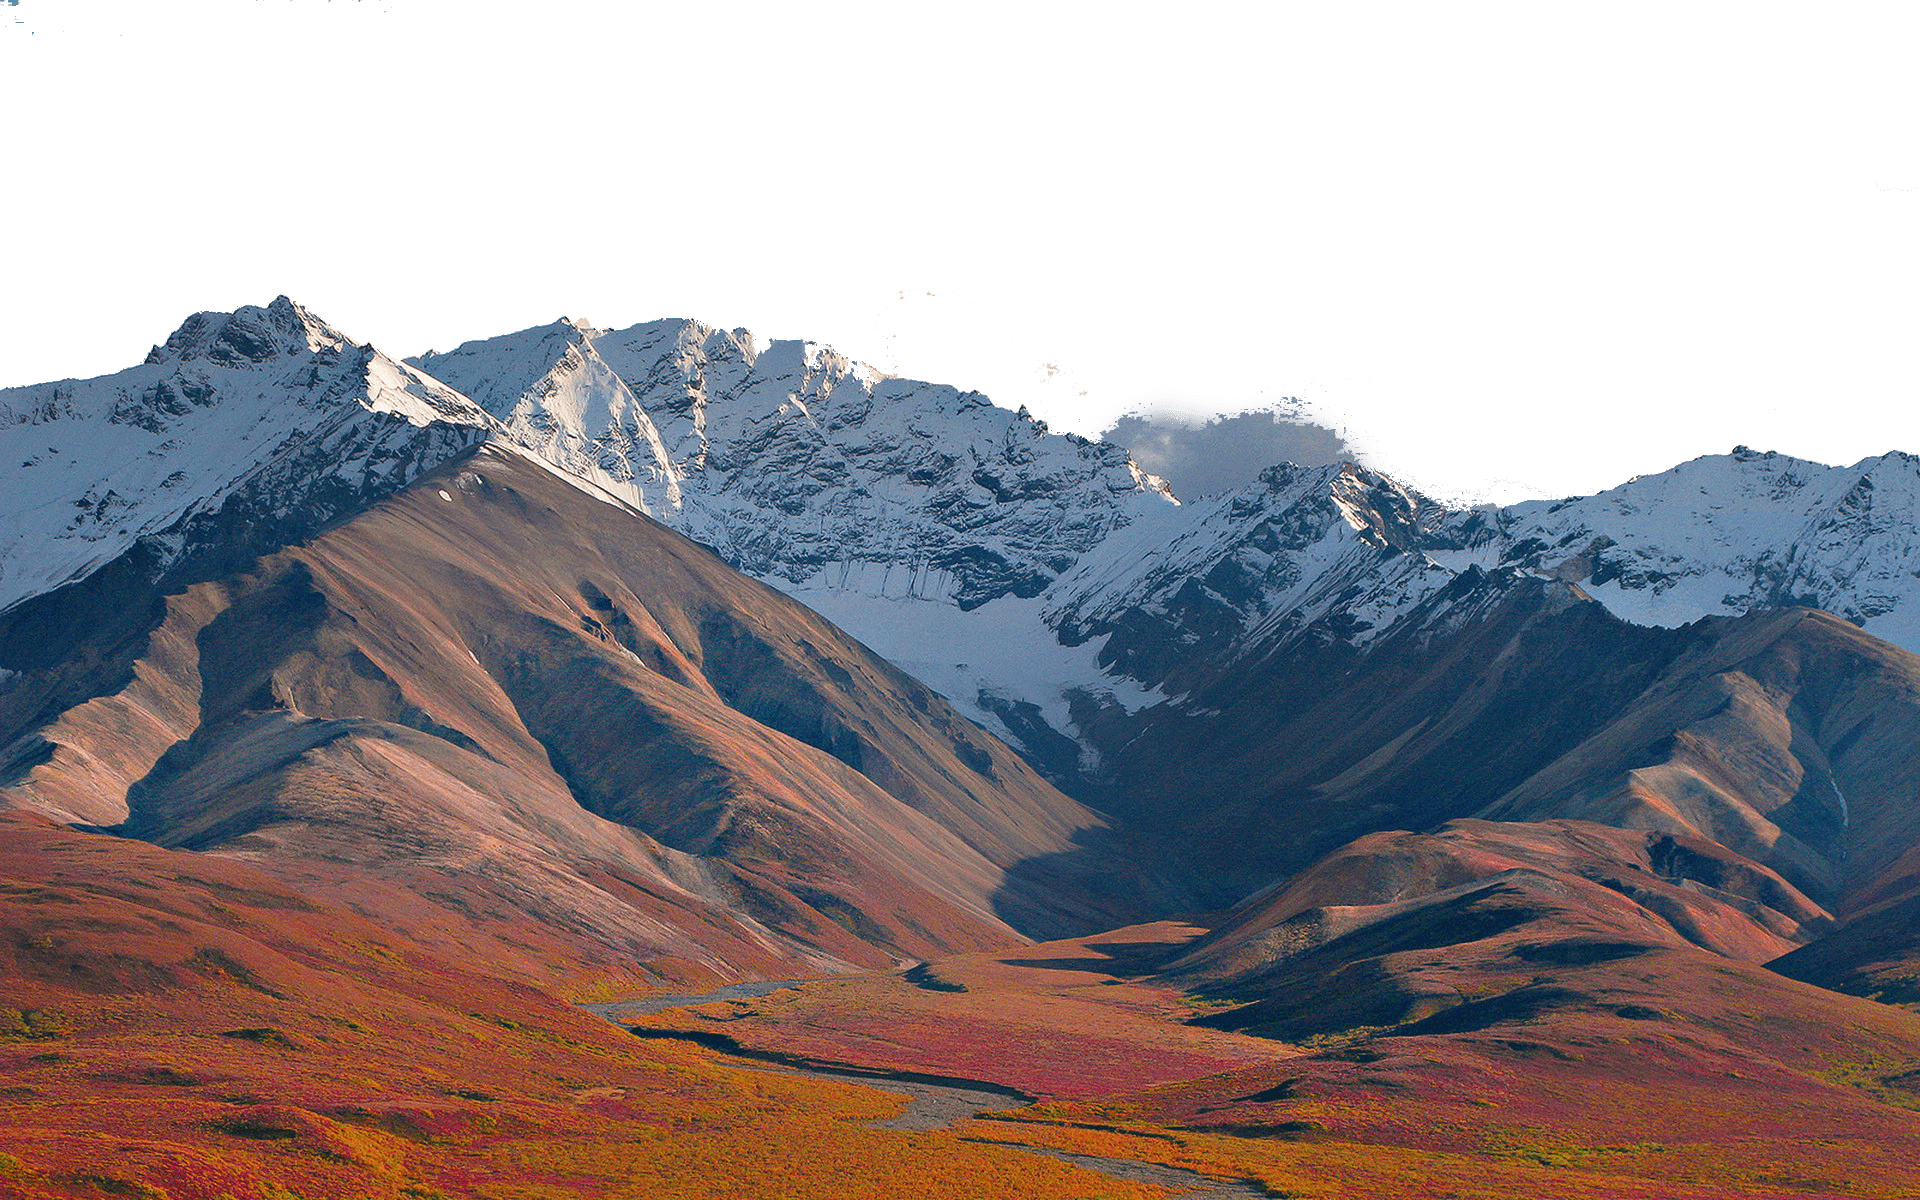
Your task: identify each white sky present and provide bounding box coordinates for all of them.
[2,1,1916,502]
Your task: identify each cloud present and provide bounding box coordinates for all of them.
[1101,404,1355,500]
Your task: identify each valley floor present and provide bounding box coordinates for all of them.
[5,817,1920,1199]
[601,923,1920,1200]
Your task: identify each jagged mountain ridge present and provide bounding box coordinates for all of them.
[402,315,1920,686]
[1440,446,1920,640]
[1044,448,1920,685]
[11,300,1920,780]
[0,298,497,615]
[415,322,1920,784]
[412,317,1177,610]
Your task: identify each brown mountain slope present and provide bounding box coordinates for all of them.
[1074,576,1920,914]
[1106,807,1920,1185]
[1069,575,1694,899]
[1772,886,1920,1006]
[1058,581,1920,1031]
[1173,818,1834,1039]
[1026,817,1920,1195]
[1771,838,1920,1005]
[0,444,1150,982]
[621,841,1920,1199]
[1482,606,1920,902]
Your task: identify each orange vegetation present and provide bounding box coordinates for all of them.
[629,921,1920,1199]
[631,922,1280,1099]
[0,815,1161,1200]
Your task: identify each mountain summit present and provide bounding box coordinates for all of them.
[413,317,1177,610]
[0,297,495,612]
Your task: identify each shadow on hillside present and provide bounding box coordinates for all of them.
[989,822,1239,947]
[1000,939,1197,976]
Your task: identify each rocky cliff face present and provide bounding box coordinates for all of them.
[1443,446,1920,651]
[1043,461,1459,689]
[0,298,499,614]
[413,318,1177,610]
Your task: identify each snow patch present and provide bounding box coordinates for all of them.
[776,584,1164,752]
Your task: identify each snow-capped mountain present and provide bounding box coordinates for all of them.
[0,297,495,611]
[1441,446,1920,652]
[412,318,1176,610]
[1043,462,1460,685]
[0,303,1184,773]
[792,445,1920,770]
[11,298,1920,784]
[401,320,1493,761]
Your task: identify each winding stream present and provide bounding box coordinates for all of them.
[579,978,817,1019]
[583,984,1268,1198]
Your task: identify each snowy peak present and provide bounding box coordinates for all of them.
[144,295,348,368]
[410,317,598,416]
[1465,446,1920,651]
[1326,461,1440,551]
[0,300,496,612]
[412,318,683,511]
[1043,460,1460,687]
[415,316,1176,609]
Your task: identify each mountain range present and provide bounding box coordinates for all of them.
[3,298,1918,1199]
